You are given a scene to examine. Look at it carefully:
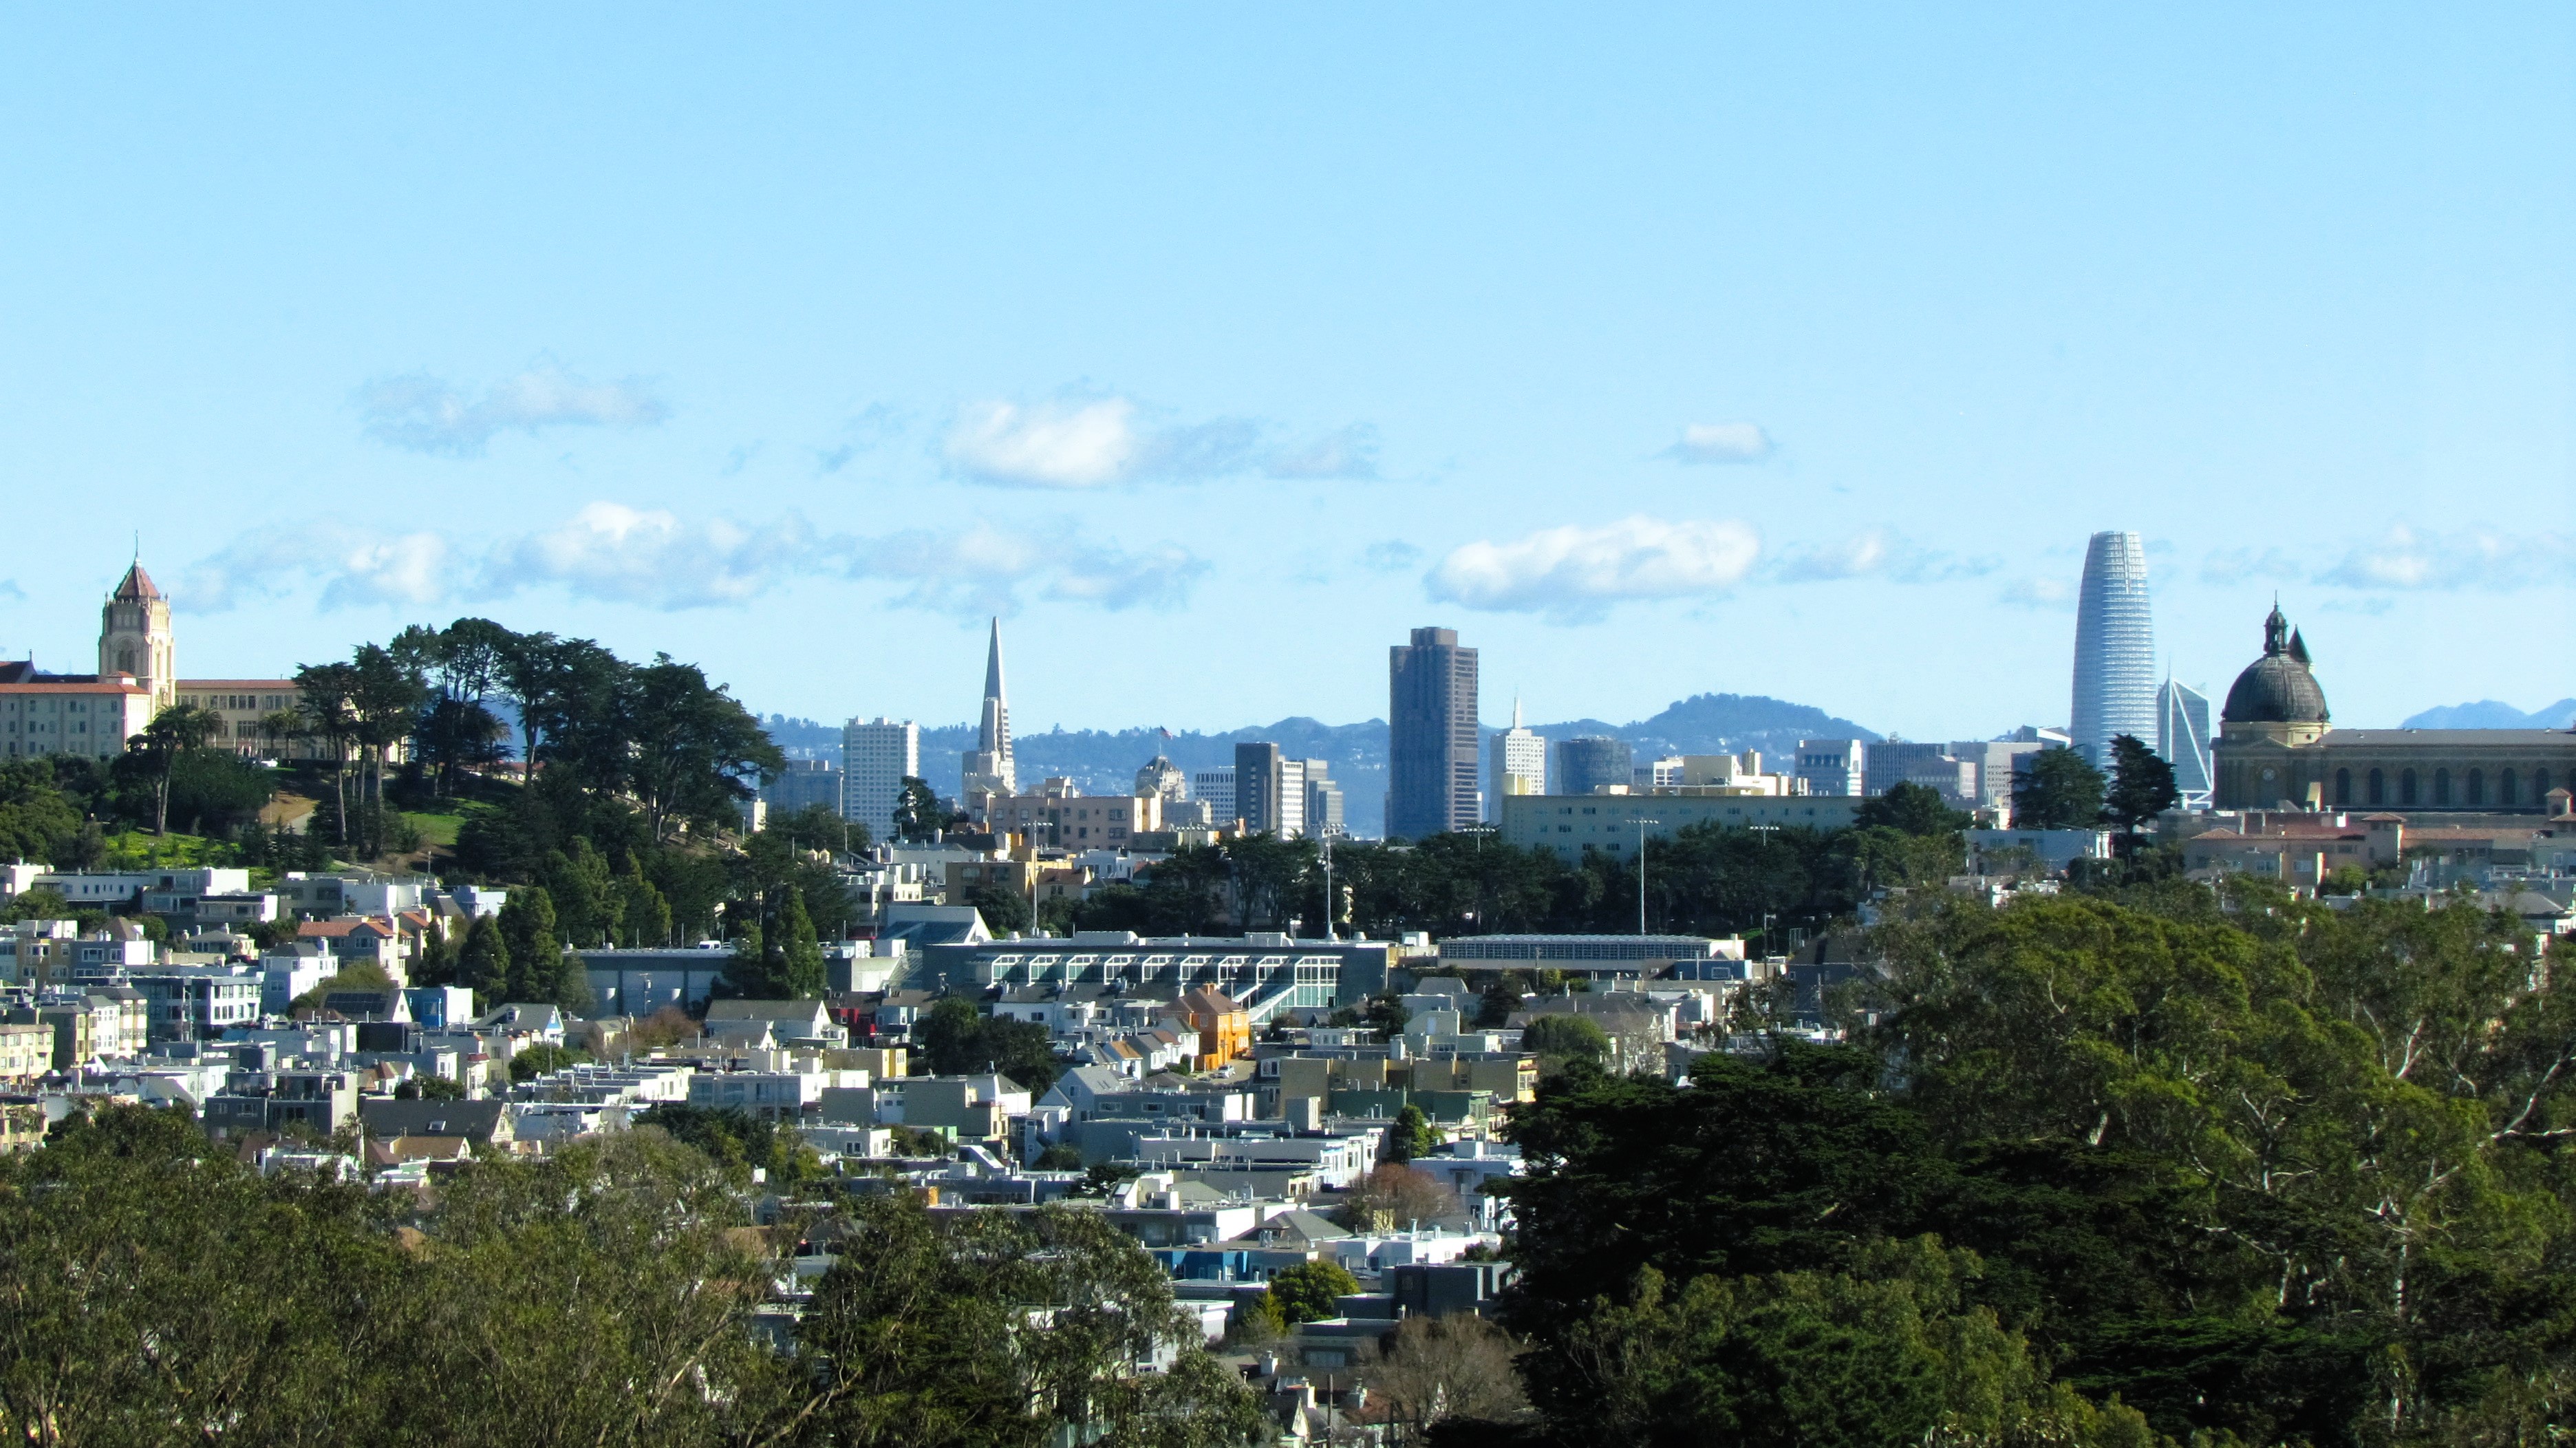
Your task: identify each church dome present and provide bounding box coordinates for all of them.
[2220,605,2330,725]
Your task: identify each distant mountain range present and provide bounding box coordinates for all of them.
[759,692,1878,836]
[2399,699,2576,730]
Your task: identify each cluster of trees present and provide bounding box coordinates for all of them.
[1064,789,1973,948]
[2011,733,2180,840]
[1483,882,2576,1446]
[274,618,782,861]
[915,995,1064,1089]
[0,1105,1265,1448]
[0,746,274,865]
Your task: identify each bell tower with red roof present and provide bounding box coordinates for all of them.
[98,560,175,714]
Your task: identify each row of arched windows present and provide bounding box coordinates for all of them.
[2333,765,2556,808]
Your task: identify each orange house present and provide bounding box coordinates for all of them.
[1175,984,1249,1071]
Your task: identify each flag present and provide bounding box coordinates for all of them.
[1157,725,1173,739]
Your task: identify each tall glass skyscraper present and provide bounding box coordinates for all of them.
[2156,679,2214,809]
[1388,626,1481,839]
[2070,531,2157,767]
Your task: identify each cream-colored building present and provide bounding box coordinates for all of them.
[983,778,1163,848]
[0,1021,52,1083]
[2,560,327,763]
[2214,606,2576,813]
[173,679,313,758]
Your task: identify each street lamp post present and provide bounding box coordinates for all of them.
[1320,837,1336,943]
[1635,818,1660,936]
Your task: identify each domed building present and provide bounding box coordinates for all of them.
[2213,605,2576,813]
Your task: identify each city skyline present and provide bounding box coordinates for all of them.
[3,9,2570,741]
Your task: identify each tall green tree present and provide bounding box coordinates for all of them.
[2010,747,2107,830]
[795,1194,1265,1448]
[2103,733,2180,840]
[621,656,781,841]
[963,882,1032,935]
[122,702,216,835]
[292,660,362,846]
[620,858,672,948]
[775,884,826,999]
[458,912,511,1006]
[498,886,560,1005]
[346,643,426,851]
[892,776,952,841]
[1856,780,1972,836]
[542,839,619,948]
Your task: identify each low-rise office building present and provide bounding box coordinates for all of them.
[1500,792,1863,862]
[932,931,1391,1016]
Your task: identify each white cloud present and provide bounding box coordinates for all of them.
[2188,528,2576,593]
[1666,421,1774,465]
[846,523,1208,616]
[358,365,669,456]
[943,393,1376,487]
[484,503,826,610]
[1999,576,2076,611]
[182,505,1205,619]
[2317,526,2575,591]
[322,533,453,610]
[0,579,23,603]
[1766,529,1997,584]
[1427,516,1761,621]
[945,398,1145,487]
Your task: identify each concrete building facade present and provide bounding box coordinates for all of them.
[842,718,919,838]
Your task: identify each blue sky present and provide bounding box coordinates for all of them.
[1,6,2569,740]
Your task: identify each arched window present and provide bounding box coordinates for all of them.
[2468,768,2484,805]
[116,646,134,674]
[2502,769,2518,806]
[2399,769,2417,806]
[2537,769,2554,801]
[2368,769,2385,805]
[2434,768,2450,805]
[2334,768,2352,806]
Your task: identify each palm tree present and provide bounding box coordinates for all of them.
[257,708,305,763]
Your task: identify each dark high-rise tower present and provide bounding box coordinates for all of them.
[1388,626,1480,839]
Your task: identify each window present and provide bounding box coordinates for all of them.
[2468,768,2484,805]
[2434,769,2449,805]
[2502,769,2519,806]
[2399,769,2417,806]
[2368,769,2385,805]
[2333,769,2352,805]
[2539,769,2555,801]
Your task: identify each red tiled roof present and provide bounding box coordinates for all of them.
[0,681,149,695]
[300,917,398,939]
[112,563,164,601]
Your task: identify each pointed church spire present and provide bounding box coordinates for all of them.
[983,616,1006,708]
[962,617,1017,806]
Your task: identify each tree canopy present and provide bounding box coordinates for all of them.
[2010,747,2107,829]
[1496,884,2576,1446]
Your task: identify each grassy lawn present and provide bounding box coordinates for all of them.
[97,829,222,869]
[403,811,466,848]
